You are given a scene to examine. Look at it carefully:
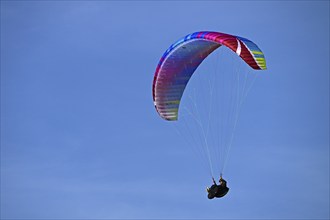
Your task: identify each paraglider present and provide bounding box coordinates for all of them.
[207,175,229,199]
[152,31,266,199]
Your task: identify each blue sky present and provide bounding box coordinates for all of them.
[1,1,329,219]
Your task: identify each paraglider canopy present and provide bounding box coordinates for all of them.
[152,31,267,121]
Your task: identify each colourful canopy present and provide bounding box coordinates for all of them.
[152,31,267,121]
